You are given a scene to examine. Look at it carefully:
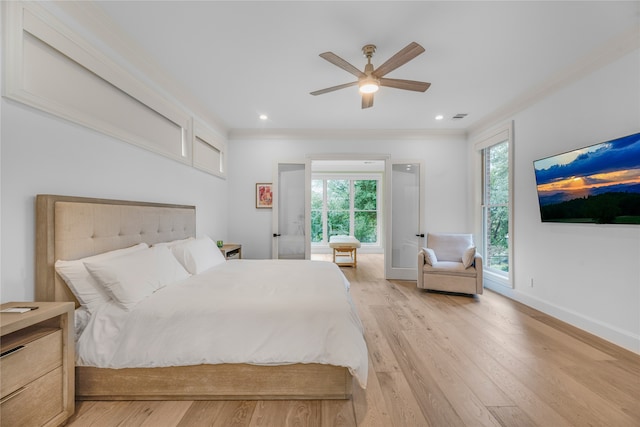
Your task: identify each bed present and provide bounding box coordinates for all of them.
[35,194,367,400]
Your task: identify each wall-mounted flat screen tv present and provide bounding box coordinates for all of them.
[533,132,640,224]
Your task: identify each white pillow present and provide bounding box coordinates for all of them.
[84,245,190,310]
[171,236,226,275]
[462,246,476,268]
[423,248,438,266]
[55,243,148,313]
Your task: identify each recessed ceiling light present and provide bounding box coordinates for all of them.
[259,114,268,120]
[435,115,444,120]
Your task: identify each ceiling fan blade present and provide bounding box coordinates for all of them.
[372,42,425,78]
[319,52,366,78]
[380,78,431,92]
[361,93,374,109]
[310,81,358,96]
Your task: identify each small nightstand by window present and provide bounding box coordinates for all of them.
[219,244,242,260]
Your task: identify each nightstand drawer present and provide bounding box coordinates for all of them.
[0,366,63,427]
[0,329,62,398]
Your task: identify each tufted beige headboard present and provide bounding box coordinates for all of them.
[35,194,196,304]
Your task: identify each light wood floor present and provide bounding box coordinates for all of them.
[66,254,640,427]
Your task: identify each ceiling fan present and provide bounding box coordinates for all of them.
[310,42,431,109]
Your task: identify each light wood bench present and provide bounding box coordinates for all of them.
[329,235,361,267]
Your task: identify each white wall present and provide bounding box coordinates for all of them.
[226,135,470,259]
[0,100,228,302]
[476,50,640,352]
[0,3,3,301]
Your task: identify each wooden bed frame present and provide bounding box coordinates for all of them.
[35,194,353,400]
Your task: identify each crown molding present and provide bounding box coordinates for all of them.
[469,24,640,137]
[228,128,467,141]
[51,1,228,137]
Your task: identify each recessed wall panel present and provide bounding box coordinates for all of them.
[22,33,184,160]
[194,136,222,173]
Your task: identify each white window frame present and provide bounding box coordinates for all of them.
[311,174,382,247]
[474,122,514,288]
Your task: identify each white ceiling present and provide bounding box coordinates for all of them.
[91,1,639,133]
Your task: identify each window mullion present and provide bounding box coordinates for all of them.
[350,180,355,236]
[322,179,328,244]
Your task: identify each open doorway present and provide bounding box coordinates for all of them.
[272,156,423,280]
[309,159,385,260]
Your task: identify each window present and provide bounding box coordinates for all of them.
[354,180,378,243]
[311,180,324,242]
[483,141,509,274]
[327,179,351,237]
[311,177,380,245]
[477,122,513,285]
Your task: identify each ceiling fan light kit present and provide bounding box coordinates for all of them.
[311,42,430,109]
[359,77,380,94]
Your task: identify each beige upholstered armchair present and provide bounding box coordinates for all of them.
[417,233,483,295]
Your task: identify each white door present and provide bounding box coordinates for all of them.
[272,161,311,259]
[385,161,424,280]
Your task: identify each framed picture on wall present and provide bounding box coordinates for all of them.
[256,183,273,208]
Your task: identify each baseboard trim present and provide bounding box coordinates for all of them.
[484,281,640,355]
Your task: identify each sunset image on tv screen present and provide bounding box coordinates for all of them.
[533,132,640,224]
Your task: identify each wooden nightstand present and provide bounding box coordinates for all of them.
[0,302,74,427]
[219,243,242,260]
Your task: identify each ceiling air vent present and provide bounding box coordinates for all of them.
[452,113,468,119]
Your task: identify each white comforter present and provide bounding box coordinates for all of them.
[77,259,368,388]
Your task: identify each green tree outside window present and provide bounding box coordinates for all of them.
[485,141,509,272]
[311,177,380,245]
[354,180,377,243]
